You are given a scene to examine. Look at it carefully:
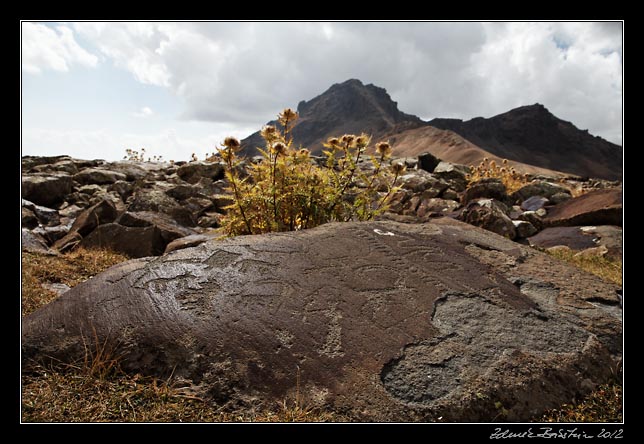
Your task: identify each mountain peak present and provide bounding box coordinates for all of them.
[243,79,423,153]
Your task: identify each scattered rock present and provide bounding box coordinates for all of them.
[574,245,609,259]
[416,198,460,218]
[549,192,572,205]
[52,200,118,252]
[118,211,196,244]
[520,196,549,212]
[108,181,134,201]
[544,189,622,227]
[78,184,104,195]
[432,162,470,191]
[22,229,57,255]
[79,223,164,258]
[513,220,538,239]
[399,169,447,194]
[73,168,127,185]
[22,207,39,229]
[22,219,621,422]
[22,173,73,207]
[164,233,221,254]
[461,178,507,205]
[511,181,572,203]
[41,282,71,296]
[417,152,441,173]
[528,227,599,251]
[177,162,225,184]
[459,199,516,239]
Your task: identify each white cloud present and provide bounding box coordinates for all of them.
[133,106,154,118]
[70,22,622,145]
[22,22,98,74]
[22,124,257,162]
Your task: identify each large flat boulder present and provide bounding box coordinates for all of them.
[22,219,621,422]
[544,188,622,227]
[22,173,72,207]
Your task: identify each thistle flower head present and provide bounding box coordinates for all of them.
[355,134,370,148]
[272,141,286,156]
[278,108,298,126]
[260,125,278,141]
[326,137,340,148]
[223,136,241,151]
[392,162,406,175]
[376,141,392,158]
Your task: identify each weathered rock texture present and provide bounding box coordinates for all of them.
[22,219,621,422]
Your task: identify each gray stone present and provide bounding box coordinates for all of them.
[22,207,38,229]
[549,192,572,205]
[511,181,572,203]
[520,196,549,212]
[78,184,104,195]
[461,178,508,205]
[79,223,165,258]
[513,220,538,239]
[459,199,516,239]
[416,198,461,218]
[177,162,225,184]
[118,211,196,244]
[22,229,57,255]
[164,233,221,254]
[432,162,470,192]
[52,199,118,252]
[399,169,447,194]
[544,189,622,227]
[518,210,544,231]
[73,168,127,185]
[22,173,73,207]
[22,219,621,422]
[108,181,134,201]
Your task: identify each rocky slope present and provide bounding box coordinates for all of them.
[430,104,622,180]
[21,153,623,421]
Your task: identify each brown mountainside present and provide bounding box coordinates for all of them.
[241,80,622,180]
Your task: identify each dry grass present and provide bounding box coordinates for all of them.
[537,381,622,423]
[545,248,622,286]
[22,363,345,423]
[21,247,130,316]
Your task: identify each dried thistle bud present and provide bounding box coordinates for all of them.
[298,148,310,157]
[260,125,277,141]
[326,137,340,147]
[392,162,406,175]
[502,159,509,165]
[223,136,241,151]
[355,134,370,147]
[341,134,355,144]
[278,108,298,124]
[376,141,392,158]
[272,142,286,155]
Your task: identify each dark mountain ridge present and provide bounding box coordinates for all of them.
[241,79,622,180]
[429,104,622,180]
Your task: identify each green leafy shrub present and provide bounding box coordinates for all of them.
[219,108,404,236]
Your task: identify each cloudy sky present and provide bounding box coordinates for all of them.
[21,21,623,162]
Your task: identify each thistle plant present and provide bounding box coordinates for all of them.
[219,108,402,236]
[466,158,528,194]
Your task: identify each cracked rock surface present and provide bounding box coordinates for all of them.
[22,218,621,421]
